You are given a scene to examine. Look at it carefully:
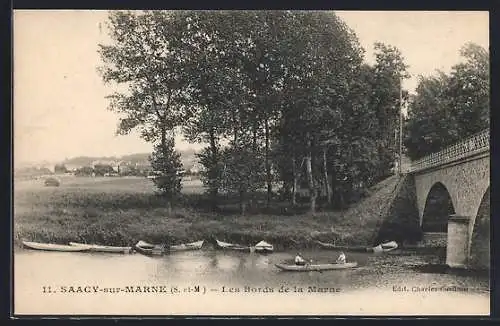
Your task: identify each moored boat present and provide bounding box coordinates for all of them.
[134,240,166,256]
[215,239,251,252]
[22,241,91,252]
[69,242,133,254]
[315,240,370,252]
[381,241,398,250]
[370,241,398,253]
[275,262,358,272]
[254,240,274,254]
[170,240,204,252]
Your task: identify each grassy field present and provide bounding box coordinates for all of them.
[14,175,401,250]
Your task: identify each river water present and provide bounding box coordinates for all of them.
[14,248,490,316]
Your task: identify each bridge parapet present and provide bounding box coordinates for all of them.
[409,129,489,173]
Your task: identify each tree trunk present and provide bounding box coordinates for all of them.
[208,129,219,211]
[166,201,172,216]
[160,126,167,148]
[239,190,247,216]
[265,118,272,208]
[232,109,238,143]
[252,121,258,152]
[305,138,316,213]
[330,172,335,207]
[323,147,332,205]
[291,157,297,206]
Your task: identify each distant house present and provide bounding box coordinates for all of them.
[65,164,83,172]
[116,160,132,173]
[36,164,55,173]
[135,161,152,173]
[91,160,118,169]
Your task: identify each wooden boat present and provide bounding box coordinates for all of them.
[370,241,399,253]
[315,240,370,252]
[275,262,358,272]
[170,240,204,252]
[254,240,274,254]
[134,240,166,256]
[215,239,252,252]
[22,241,90,252]
[69,242,133,254]
[381,240,398,250]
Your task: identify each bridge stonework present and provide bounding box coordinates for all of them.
[413,154,489,226]
[408,129,490,269]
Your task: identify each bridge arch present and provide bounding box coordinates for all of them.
[409,129,489,268]
[469,186,490,269]
[421,182,455,232]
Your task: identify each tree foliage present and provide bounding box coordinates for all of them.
[149,136,183,207]
[99,10,412,212]
[405,43,489,160]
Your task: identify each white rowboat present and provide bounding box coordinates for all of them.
[69,242,133,254]
[170,240,204,252]
[215,239,252,252]
[254,240,274,253]
[22,241,91,252]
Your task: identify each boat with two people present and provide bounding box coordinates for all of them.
[276,251,356,272]
[276,259,357,272]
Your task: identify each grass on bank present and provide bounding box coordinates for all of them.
[14,175,402,250]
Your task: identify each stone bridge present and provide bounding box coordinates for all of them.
[407,129,490,269]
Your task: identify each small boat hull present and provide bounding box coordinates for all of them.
[215,239,251,252]
[275,262,358,272]
[69,242,133,254]
[134,240,166,256]
[315,241,369,252]
[370,241,399,253]
[170,240,204,252]
[254,240,274,254]
[22,241,90,252]
[254,247,274,254]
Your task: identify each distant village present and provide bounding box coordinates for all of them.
[14,151,202,180]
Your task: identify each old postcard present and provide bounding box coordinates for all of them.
[13,10,490,316]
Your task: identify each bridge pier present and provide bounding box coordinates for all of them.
[446,214,471,268]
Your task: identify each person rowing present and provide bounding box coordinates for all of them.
[336,251,346,264]
[295,252,307,266]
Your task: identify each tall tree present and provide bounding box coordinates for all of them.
[149,136,183,214]
[405,43,489,160]
[180,11,249,210]
[98,10,192,152]
[276,11,364,212]
[368,43,410,176]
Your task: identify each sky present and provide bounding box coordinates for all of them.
[13,10,489,165]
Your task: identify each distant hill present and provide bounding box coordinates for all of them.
[15,149,201,174]
[61,150,199,169]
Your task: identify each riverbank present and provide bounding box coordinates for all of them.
[14,175,411,251]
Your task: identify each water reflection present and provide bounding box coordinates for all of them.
[14,249,490,315]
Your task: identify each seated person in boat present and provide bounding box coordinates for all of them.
[336,252,346,264]
[295,253,307,266]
